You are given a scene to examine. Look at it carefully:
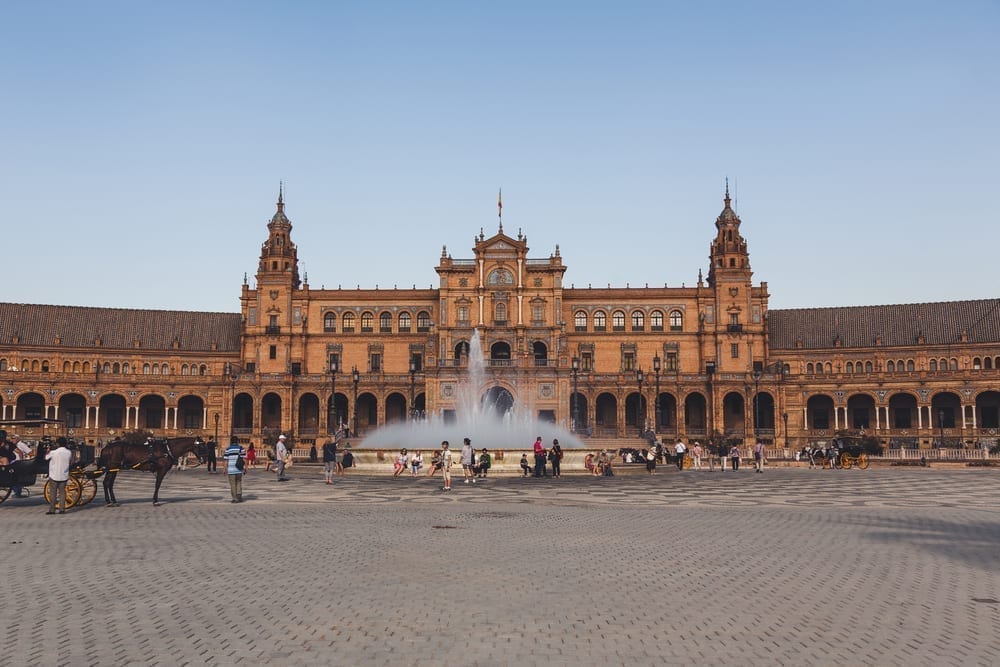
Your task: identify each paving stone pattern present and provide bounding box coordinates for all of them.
[2,466,1000,666]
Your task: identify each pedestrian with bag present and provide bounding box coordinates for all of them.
[224,436,246,502]
[275,434,290,481]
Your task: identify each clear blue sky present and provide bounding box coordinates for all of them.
[2,1,997,312]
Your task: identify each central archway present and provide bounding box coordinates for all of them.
[483,386,514,416]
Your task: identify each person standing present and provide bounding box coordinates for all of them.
[275,435,290,481]
[753,440,766,473]
[205,438,218,474]
[44,437,74,515]
[532,436,545,477]
[645,447,656,474]
[550,440,563,477]
[692,441,703,470]
[674,439,687,471]
[729,444,741,471]
[460,439,476,484]
[440,441,453,491]
[322,438,337,484]
[246,442,257,469]
[707,440,716,472]
[718,441,729,471]
[223,437,245,502]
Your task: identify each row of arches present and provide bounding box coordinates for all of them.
[804,391,1000,430]
[323,310,432,333]
[573,308,683,332]
[0,359,212,376]
[232,391,428,434]
[0,392,207,431]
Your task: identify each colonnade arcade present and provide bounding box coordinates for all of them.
[804,390,1000,444]
[1,391,208,434]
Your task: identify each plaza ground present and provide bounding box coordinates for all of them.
[2,466,999,666]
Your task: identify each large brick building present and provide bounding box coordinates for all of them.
[2,188,999,449]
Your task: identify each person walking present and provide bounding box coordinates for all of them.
[549,440,563,477]
[674,439,687,471]
[692,441,703,470]
[205,438,218,474]
[645,447,657,474]
[718,441,729,471]
[322,438,337,484]
[753,440,766,473]
[223,437,245,502]
[440,441,453,491]
[532,437,545,477]
[729,444,741,471]
[275,435,290,481]
[460,438,476,484]
[246,442,257,469]
[44,437,74,514]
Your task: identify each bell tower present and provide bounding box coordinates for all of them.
[707,180,751,288]
[257,183,301,290]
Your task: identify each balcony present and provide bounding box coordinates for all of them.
[265,325,281,335]
[727,324,743,333]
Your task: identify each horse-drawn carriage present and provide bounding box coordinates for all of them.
[2,420,209,507]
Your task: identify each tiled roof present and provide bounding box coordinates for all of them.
[769,298,1000,350]
[0,303,242,352]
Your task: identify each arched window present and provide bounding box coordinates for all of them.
[939,357,947,370]
[103,362,111,374]
[865,361,873,373]
[593,311,607,331]
[63,361,71,373]
[31,360,39,372]
[200,364,207,375]
[807,363,814,374]
[650,310,664,331]
[417,311,432,332]
[342,312,355,332]
[0,359,6,371]
[398,312,411,332]
[825,362,832,373]
[181,365,189,376]
[360,312,374,333]
[161,363,169,375]
[41,361,49,372]
[143,363,151,374]
[495,302,507,322]
[973,357,982,370]
[379,312,392,333]
[73,361,80,372]
[574,311,588,331]
[929,359,938,371]
[949,358,958,370]
[669,310,683,331]
[986,357,994,370]
[631,311,645,331]
[906,359,915,372]
[612,311,626,331]
[846,362,854,374]
[122,363,130,374]
[323,312,336,332]
[887,360,895,373]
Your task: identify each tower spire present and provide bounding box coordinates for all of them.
[277,181,285,212]
[497,187,503,234]
[724,177,731,207]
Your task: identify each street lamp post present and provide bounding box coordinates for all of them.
[213,412,219,446]
[329,357,339,436]
[409,358,417,421]
[782,411,789,449]
[636,368,645,437]
[653,354,661,432]
[937,408,945,448]
[352,366,360,437]
[752,369,762,442]
[571,356,580,433]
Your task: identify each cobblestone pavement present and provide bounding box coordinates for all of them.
[3,466,1000,666]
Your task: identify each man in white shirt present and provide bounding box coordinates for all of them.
[275,435,290,481]
[674,439,687,471]
[45,437,74,514]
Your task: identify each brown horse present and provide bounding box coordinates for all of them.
[97,437,208,506]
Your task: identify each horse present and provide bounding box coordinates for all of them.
[97,437,208,506]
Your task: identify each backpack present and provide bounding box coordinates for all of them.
[235,455,246,471]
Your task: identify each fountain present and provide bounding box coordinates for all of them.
[359,329,585,451]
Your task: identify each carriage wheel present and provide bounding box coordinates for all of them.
[77,477,98,506]
[0,487,11,504]
[858,454,870,470]
[839,454,853,470]
[44,477,83,508]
